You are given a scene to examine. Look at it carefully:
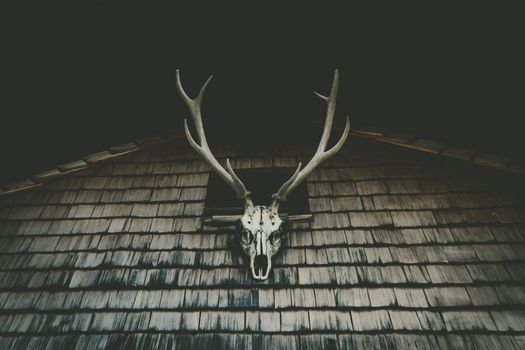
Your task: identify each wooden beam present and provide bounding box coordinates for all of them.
[204,213,313,224]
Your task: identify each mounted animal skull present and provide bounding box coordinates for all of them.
[176,70,350,280]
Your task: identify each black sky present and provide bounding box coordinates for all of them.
[2,2,524,184]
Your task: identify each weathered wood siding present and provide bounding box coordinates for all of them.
[0,139,524,349]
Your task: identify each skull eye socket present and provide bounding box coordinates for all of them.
[242,230,254,244]
[269,233,280,245]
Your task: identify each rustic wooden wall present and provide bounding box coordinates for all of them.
[0,139,524,349]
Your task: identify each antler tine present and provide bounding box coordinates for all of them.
[175,69,213,105]
[176,70,213,147]
[316,69,339,154]
[177,70,252,205]
[324,115,351,159]
[271,70,350,208]
[183,119,203,153]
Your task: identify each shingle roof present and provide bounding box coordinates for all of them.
[0,135,173,196]
[2,126,523,197]
[351,127,525,174]
[0,137,524,349]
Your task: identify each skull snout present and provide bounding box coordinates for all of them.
[252,254,270,280]
[256,230,267,256]
[251,230,271,280]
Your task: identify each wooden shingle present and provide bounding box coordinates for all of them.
[491,311,525,332]
[179,311,200,331]
[506,265,525,282]
[179,188,207,201]
[389,310,422,330]
[300,335,339,350]
[425,287,472,307]
[157,203,185,217]
[330,197,363,211]
[380,266,408,284]
[466,286,500,306]
[298,267,336,285]
[394,288,428,308]
[257,334,299,349]
[351,310,392,331]
[8,206,43,220]
[40,205,71,219]
[451,226,494,242]
[199,311,244,331]
[281,311,310,331]
[89,312,127,332]
[331,181,358,195]
[245,311,280,332]
[467,264,510,282]
[106,290,138,309]
[325,247,352,264]
[474,244,518,262]
[307,182,333,197]
[426,265,473,284]
[355,181,388,195]
[309,169,340,182]
[310,230,345,246]
[403,265,431,283]
[390,211,437,227]
[158,290,185,309]
[417,311,445,331]
[150,188,181,202]
[338,334,389,349]
[272,289,292,309]
[372,195,413,210]
[344,229,374,244]
[333,266,359,285]
[312,213,350,229]
[368,288,396,307]
[16,220,52,235]
[308,310,352,331]
[348,212,393,228]
[442,245,478,262]
[308,198,331,212]
[314,288,336,307]
[335,288,370,307]
[495,286,525,305]
[149,312,181,331]
[131,204,159,217]
[386,179,422,194]
[442,311,497,331]
[149,218,175,233]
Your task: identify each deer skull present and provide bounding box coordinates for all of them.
[176,69,350,280]
[239,206,283,280]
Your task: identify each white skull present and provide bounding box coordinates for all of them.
[239,206,283,280]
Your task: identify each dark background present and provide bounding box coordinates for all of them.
[2,2,524,184]
[206,169,310,215]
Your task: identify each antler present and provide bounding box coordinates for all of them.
[176,70,253,210]
[271,69,350,211]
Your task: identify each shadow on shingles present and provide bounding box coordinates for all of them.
[230,233,247,267]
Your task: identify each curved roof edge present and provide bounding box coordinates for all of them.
[351,127,525,175]
[1,127,523,197]
[0,134,183,196]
